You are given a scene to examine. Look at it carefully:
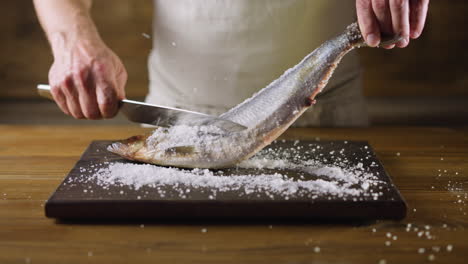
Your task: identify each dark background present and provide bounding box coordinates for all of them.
[1,0,467,126]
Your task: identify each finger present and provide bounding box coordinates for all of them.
[96,77,119,119]
[382,44,396,49]
[61,77,85,119]
[409,0,429,39]
[115,66,128,100]
[74,69,102,120]
[356,0,381,47]
[50,84,70,116]
[390,0,410,48]
[372,0,393,34]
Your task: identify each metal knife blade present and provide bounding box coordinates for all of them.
[37,84,247,132]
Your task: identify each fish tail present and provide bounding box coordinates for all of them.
[345,22,404,48]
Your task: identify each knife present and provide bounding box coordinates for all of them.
[37,84,247,132]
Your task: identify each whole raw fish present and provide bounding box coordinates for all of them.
[108,23,400,168]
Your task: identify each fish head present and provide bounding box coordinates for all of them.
[107,125,238,168]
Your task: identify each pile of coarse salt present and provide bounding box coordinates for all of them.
[81,143,385,200]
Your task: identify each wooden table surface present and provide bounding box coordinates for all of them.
[0,125,467,264]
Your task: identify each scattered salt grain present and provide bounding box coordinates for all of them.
[378,259,386,264]
[386,232,392,238]
[142,33,151,39]
[418,248,425,254]
[428,254,435,261]
[392,235,397,240]
[171,41,177,47]
[385,241,391,246]
[372,228,376,233]
[446,244,453,252]
[268,225,273,229]
[88,251,93,257]
[396,152,400,156]
[140,224,145,228]
[313,246,320,253]
[432,246,440,252]
[201,228,207,233]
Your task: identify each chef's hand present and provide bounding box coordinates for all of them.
[356,0,430,49]
[33,0,127,119]
[49,36,127,119]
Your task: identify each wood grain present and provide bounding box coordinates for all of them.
[0,125,467,264]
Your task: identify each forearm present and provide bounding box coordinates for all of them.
[33,0,102,57]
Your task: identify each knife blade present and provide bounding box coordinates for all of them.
[37,84,247,132]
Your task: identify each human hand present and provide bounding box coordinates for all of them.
[356,0,429,49]
[48,33,127,119]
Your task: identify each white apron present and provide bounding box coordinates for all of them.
[147,0,368,127]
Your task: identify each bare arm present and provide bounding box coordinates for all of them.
[33,0,127,119]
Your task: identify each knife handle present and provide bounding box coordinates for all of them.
[37,84,54,101]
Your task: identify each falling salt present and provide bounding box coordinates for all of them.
[446,244,453,252]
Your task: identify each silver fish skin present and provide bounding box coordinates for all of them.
[108,23,396,168]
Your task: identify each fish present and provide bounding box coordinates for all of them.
[108,22,401,169]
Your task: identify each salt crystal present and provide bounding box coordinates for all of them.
[142,33,151,39]
[372,228,376,233]
[385,241,391,246]
[396,152,400,156]
[88,251,93,257]
[446,244,453,252]
[378,259,386,264]
[392,235,397,240]
[313,246,320,253]
[386,232,392,238]
[418,248,425,254]
[428,254,435,261]
[140,224,145,228]
[171,41,177,46]
[201,228,207,233]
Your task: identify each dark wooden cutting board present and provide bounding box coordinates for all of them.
[45,140,406,220]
